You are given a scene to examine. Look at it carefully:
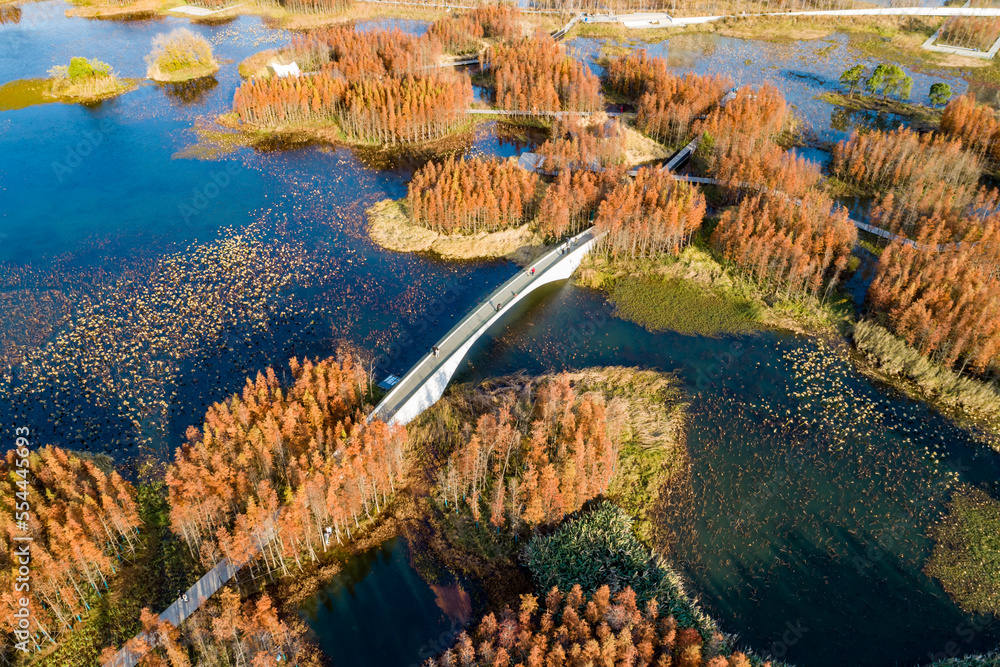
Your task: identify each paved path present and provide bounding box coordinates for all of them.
[103,559,241,667]
[371,227,601,426]
[587,6,1000,27]
[104,521,277,667]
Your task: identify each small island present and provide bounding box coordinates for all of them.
[146,28,219,83]
[0,57,138,112]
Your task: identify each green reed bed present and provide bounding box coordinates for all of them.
[925,485,1000,617]
[609,276,762,336]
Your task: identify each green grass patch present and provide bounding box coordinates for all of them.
[524,501,717,638]
[609,276,762,336]
[925,486,1000,616]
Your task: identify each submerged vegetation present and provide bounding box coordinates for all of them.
[925,486,1000,616]
[146,28,219,83]
[609,276,762,336]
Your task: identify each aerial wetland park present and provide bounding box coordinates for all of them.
[4,0,1000,663]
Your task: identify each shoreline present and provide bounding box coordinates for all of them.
[366,198,549,264]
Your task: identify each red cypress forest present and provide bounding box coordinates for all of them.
[868,182,1000,244]
[867,214,1000,377]
[0,447,141,643]
[480,34,604,113]
[936,16,1000,53]
[166,352,408,576]
[422,584,757,667]
[428,4,523,54]
[537,168,626,241]
[119,589,308,667]
[832,126,982,194]
[940,93,1000,171]
[711,192,857,301]
[406,156,542,234]
[594,167,707,260]
[536,117,627,173]
[232,28,471,144]
[604,50,732,147]
[713,143,823,203]
[695,83,788,173]
[434,374,618,531]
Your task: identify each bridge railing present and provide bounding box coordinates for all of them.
[371,227,596,424]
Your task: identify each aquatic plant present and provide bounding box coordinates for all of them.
[609,276,761,335]
[925,486,1000,616]
[146,28,218,82]
[480,33,604,113]
[854,320,1000,420]
[523,501,717,635]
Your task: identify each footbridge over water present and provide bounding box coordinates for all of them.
[370,227,602,426]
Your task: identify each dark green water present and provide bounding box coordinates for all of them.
[299,538,474,667]
[3,5,999,666]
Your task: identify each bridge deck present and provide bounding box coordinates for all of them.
[372,228,598,425]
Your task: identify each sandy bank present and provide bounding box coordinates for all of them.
[367,199,548,264]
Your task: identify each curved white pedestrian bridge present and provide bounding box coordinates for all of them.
[371,227,602,426]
